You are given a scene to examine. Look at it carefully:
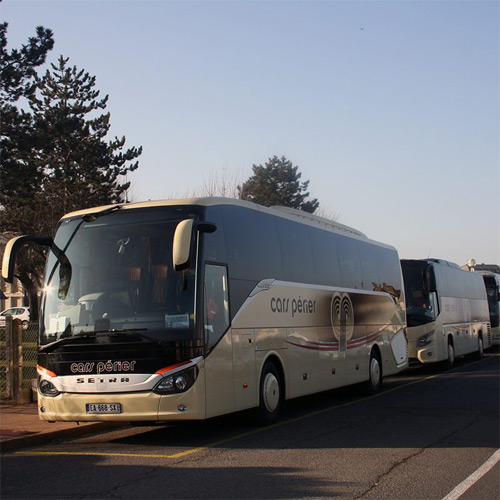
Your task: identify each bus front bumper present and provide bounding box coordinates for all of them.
[37,387,205,423]
[408,341,438,364]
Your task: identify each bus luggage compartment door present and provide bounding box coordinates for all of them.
[232,329,257,410]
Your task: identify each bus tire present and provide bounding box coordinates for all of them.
[256,361,283,426]
[442,339,455,370]
[362,348,383,395]
[475,335,484,360]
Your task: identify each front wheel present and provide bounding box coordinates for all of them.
[442,341,455,370]
[256,361,283,425]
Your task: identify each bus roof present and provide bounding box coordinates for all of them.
[61,197,379,243]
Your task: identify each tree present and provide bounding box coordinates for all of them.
[0,22,55,310]
[28,56,142,231]
[238,155,319,213]
[0,22,54,103]
[0,22,55,232]
[190,166,246,199]
[2,55,142,237]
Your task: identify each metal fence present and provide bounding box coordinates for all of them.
[0,318,38,402]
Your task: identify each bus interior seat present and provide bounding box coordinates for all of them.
[152,265,169,304]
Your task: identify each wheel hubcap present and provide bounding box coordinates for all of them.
[263,373,280,413]
[448,345,454,364]
[371,358,380,386]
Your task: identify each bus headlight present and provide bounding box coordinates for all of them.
[153,366,198,395]
[417,331,435,347]
[39,379,60,397]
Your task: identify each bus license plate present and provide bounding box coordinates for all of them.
[86,403,122,414]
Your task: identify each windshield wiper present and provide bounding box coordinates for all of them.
[82,204,124,222]
[40,332,97,352]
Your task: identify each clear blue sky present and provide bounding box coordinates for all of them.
[2,0,499,266]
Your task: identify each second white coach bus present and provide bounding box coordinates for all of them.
[401,259,491,368]
[2,198,408,424]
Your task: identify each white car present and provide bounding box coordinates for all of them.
[0,306,30,328]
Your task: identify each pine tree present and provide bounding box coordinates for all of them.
[24,55,142,235]
[0,22,54,103]
[0,22,54,234]
[0,23,55,306]
[238,156,319,213]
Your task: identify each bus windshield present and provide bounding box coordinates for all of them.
[40,208,198,346]
[483,275,499,328]
[401,262,438,326]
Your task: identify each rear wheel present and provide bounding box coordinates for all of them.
[362,349,383,394]
[475,335,484,360]
[256,361,283,425]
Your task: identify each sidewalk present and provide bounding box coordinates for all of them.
[0,402,126,453]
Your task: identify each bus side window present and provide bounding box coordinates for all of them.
[429,291,439,316]
[204,264,230,349]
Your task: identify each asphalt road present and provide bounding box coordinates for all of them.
[2,350,499,500]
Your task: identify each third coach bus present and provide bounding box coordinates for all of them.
[2,198,408,424]
[401,258,491,369]
[478,272,500,345]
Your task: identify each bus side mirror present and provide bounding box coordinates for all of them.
[173,220,217,271]
[173,220,194,271]
[2,235,53,283]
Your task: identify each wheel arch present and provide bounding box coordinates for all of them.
[371,342,382,367]
[447,333,454,347]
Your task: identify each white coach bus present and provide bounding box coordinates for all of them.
[2,198,408,424]
[401,259,491,369]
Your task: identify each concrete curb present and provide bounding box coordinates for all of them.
[1,422,128,453]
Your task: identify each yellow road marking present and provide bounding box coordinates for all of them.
[15,356,497,460]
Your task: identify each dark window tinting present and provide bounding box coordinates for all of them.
[337,234,362,289]
[215,204,400,299]
[375,246,402,300]
[278,219,315,284]
[358,240,380,291]
[309,227,341,286]
[203,206,228,263]
[222,206,282,281]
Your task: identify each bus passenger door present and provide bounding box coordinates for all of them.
[203,264,234,418]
